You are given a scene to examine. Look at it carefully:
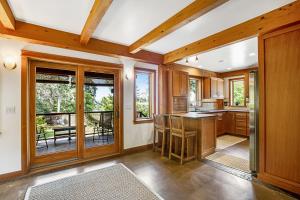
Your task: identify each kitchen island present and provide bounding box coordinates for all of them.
[165,112,217,160]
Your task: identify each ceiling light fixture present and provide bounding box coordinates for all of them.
[195,56,199,62]
[249,52,256,57]
[185,58,189,64]
[226,67,232,70]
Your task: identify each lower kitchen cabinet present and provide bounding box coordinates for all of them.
[224,111,249,136]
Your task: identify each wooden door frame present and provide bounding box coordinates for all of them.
[21,50,123,172]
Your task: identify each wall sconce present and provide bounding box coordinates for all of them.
[3,56,17,70]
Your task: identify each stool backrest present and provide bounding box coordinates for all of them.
[153,114,166,130]
[169,115,184,134]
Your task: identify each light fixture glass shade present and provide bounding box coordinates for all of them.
[3,56,17,70]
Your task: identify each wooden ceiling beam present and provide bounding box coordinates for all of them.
[129,0,228,54]
[163,1,300,64]
[80,0,113,45]
[0,20,163,64]
[0,0,15,30]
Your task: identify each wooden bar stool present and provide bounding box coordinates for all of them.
[169,115,197,165]
[153,114,169,157]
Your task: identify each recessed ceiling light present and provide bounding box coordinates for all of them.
[249,52,256,57]
[226,68,232,70]
[219,60,224,63]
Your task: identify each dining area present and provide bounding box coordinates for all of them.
[152,113,217,165]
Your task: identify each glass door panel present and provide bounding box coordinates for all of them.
[84,72,115,149]
[32,62,78,164]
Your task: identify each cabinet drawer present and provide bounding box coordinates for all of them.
[235,113,247,119]
[236,127,247,136]
[236,120,247,128]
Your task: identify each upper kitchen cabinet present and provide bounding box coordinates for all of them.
[172,70,188,97]
[203,77,224,99]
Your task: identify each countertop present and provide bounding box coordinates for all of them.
[165,112,216,119]
[195,109,249,113]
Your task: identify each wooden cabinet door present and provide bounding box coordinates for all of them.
[216,112,224,136]
[180,72,188,96]
[211,77,218,98]
[224,112,235,134]
[258,23,300,194]
[203,77,211,99]
[172,71,181,96]
[217,79,224,99]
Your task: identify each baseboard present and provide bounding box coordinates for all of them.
[122,144,153,155]
[0,170,24,182]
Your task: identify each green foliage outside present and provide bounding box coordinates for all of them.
[136,88,150,118]
[36,77,114,139]
[233,80,245,106]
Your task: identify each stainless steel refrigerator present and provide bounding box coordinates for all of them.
[249,70,259,173]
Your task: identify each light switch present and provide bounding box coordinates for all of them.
[6,106,16,114]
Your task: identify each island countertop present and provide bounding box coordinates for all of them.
[164,112,216,119]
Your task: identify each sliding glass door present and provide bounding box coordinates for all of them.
[30,61,78,165]
[80,67,120,158]
[30,61,121,166]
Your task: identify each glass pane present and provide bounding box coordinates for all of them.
[35,67,76,156]
[135,72,151,119]
[232,80,245,106]
[84,72,114,148]
[189,79,197,107]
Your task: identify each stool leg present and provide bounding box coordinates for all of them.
[153,128,156,152]
[187,138,190,158]
[180,136,185,165]
[169,134,173,160]
[194,135,197,160]
[161,131,165,157]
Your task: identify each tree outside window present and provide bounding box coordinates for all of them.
[134,68,155,123]
[230,78,245,107]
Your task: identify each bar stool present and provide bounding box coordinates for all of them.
[169,115,197,165]
[153,114,169,157]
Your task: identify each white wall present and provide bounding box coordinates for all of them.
[0,38,157,175]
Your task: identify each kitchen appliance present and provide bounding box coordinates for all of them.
[249,70,259,173]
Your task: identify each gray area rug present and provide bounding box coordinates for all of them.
[24,163,163,200]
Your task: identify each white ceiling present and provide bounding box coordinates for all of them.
[8,0,94,34]
[146,0,295,53]
[176,37,258,73]
[92,0,194,45]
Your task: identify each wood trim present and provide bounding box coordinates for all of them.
[0,170,24,182]
[164,63,217,78]
[129,0,228,53]
[0,21,163,64]
[218,66,258,78]
[80,0,113,45]
[21,50,122,69]
[122,144,153,155]
[163,1,300,63]
[0,0,15,30]
[133,67,156,124]
[21,56,29,174]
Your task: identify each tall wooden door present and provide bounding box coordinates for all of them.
[258,23,300,194]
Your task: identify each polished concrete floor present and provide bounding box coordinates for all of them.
[0,150,296,200]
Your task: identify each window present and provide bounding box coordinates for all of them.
[134,68,156,123]
[230,78,245,107]
[189,78,201,108]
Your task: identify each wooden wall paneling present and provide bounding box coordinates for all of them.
[77,66,84,159]
[163,1,300,63]
[258,23,300,194]
[172,70,181,96]
[203,77,211,99]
